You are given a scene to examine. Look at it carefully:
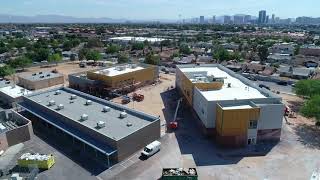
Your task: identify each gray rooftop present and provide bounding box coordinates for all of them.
[19,71,63,82]
[23,88,159,141]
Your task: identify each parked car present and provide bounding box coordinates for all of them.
[259,84,270,90]
[141,141,161,158]
[277,81,288,86]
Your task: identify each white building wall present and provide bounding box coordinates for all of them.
[192,87,210,127]
[257,104,284,130]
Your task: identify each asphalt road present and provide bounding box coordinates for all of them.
[252,80,294,94]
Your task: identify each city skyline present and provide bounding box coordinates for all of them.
[1,0,320,20]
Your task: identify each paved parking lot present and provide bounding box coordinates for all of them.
[252,80,293,94]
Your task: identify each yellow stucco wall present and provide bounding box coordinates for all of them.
[194,82,223,91]
[216,104,260,136]
[87,65,157,89]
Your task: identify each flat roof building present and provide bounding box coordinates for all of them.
[109,37,167,44]
[176,64,284,147]
[0,81,32,108]
[18,87,160,166]
[69,63,159,97]
[18,70,64,90]
[0,110,33,151]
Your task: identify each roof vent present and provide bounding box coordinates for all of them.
[120,111,127,118]
[86,100,92,105]
[126,122,132,127]
[57,104,64,110]
[103,106,111,112]
[70,95,77,100]
[97,121,106,128]
[46,74,51,77]
[48,100,56,106]
[40,75,45,78]
[81,114,88,121]
[32,73,36,76]
[39,72,43,74]
[55,90,61,95]
[227,83,231,88]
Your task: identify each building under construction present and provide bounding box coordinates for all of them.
[69,63,159,97]
[176,64,284,147]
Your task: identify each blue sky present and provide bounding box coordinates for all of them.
[0,0,318,20]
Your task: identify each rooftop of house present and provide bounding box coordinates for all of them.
[178,64,268,101]
[93,64,145,77]
[22,88,159,141]
[18,71,64,82]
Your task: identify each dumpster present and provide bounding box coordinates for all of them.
[18,153,55,170]
[162,168,198,180]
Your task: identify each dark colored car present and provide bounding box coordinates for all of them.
[277,81,288,86]
[259,84,270,90]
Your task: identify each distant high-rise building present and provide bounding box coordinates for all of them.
[200,16,205,24]
[271,14,275,24]
[224,16,232,24]
[244,15,251,24]
[258,10,267,24]
[212,16,216,24]
[234,15,244,24]
[266,15,269,24]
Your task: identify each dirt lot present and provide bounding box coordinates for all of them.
[14,62,100,85]
[112,73,176,121]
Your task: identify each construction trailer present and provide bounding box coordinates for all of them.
[18,70,64,90]
[0,110,33,151]
[175,64,284,147]
[68,63,159,97]
[18,87,160,167]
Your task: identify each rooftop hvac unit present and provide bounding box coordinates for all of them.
[97,121,106,128]
[39,72,43,74]
[81,114,88,121]
[117,66,126,71]
[103,106,111,112]
[227,83,231,88]
[46,74,51,77]
[70,95,77,100]
[57,104,64,110]
[55,90,61,95]
[120,111,127,118]
[48,100,56,106]
[40,75,45,78]
[126,122,133,127]
[32,73,36,76]
[86,100,92,105]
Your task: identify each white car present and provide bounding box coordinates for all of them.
[141,140,161,158]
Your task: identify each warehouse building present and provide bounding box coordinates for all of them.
[176,64,284,147]
[18,87,160,166]
[0,110,33,151]
[69,63,158,97]
[18,70,64,90]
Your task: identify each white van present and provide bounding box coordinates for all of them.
[141,140,161,158]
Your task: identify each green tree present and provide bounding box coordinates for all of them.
[131,42,144,51]
[117,53,129,64]
[79,48,90,60]
[0,65,15,77]
[294,80,320,97]
[213,47,230,62]
[145,53,160,65]
[179,44,191,55]
[8,56,32,70]
[48,53,62,65]
[106,44,121,54]
[300,95,320,125]
[257,45,269,64]
[86,50,101,61]
[86,38,103,48]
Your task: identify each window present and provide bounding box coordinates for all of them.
[248,120,258,129]
[247,138,256,145]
